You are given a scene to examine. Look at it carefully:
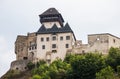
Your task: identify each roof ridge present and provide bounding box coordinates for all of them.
[40,8,60,16]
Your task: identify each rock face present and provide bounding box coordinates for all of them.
[10,60,30,71]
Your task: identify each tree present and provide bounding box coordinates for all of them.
[96,66,115,79]
[106,47,120,71]
[117,65,120,77]
[69,53,106,79]
[49,59,71,79]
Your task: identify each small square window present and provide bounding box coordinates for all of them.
[52,36,56,40]
[46,37,49,41]
[66,44,69,48]
[41,38,44,42]
[66,36,70,40]
[60,36,63,40]
[42,45,45,49]
[52,44,56,48]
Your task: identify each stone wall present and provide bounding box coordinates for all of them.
[10,60,29,71]
[15,33,36,61]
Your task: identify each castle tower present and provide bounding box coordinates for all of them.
[36,8,76,63]
[39,8,64,28]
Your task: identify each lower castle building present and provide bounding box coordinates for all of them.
[11,8,120,71]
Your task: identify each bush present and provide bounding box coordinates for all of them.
[117,65,120,77]
[32,75,41,79]
[96,66,115,79]
[27,62,35,70]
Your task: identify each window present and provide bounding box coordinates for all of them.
[46,37,49,41]
[41,38,44,42]
[30,42,32,45]
[66,44,69,48]
[42,45,45,49]
[60,36,63,40]
[52,36,56,40]
[52,44,56,48]
[66,36,70,40]
[82,50,85,53]
[35,46,37,49]
[23,57,28,60]
[52,50,57,53]
[32,46,34,50]
[113,39,116,43]
[16,67,19,70]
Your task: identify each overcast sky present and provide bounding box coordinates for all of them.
[1,0,120,77]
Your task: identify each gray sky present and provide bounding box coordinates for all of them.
[0,0,120,77]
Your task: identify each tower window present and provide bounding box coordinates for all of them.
[60,36,63,40]
[52,36,56,40]
[23,57,28,60]
[113,39,116,43]
[66,36,70,40]
[41,38,44,42]
[35,46,37,49]
[46,37,49,41]
[66,44,69,48]
[42,45,45,49]
[52,44,56,48]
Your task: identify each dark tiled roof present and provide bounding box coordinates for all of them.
[40,8,60,16]
[37,23,73,34]
[36,23,76,40]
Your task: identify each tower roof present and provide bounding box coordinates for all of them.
[40,8,60,16]
[39,8,64,26]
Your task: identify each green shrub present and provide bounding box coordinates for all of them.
[32,74,41,79]
[96,66,115,79]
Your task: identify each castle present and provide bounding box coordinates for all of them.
[10,8,120,71]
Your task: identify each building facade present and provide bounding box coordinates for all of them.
[11,8,120,71]
[73,33,120,54]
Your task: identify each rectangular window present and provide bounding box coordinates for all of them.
[35,46,37,49]
[23,57,28,60]
[42,45,45,49]
[52,44,56,48]
[29,47,31,50]
[66,36,70,40]
[60,36,63,40]
[32,46,34,50]
[46,37,49,41]
[66,44,69,48]
[52,36,56,41]
[41,38,44,42]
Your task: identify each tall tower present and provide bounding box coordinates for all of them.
[39,8,64,28]
[36,8,76,63]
